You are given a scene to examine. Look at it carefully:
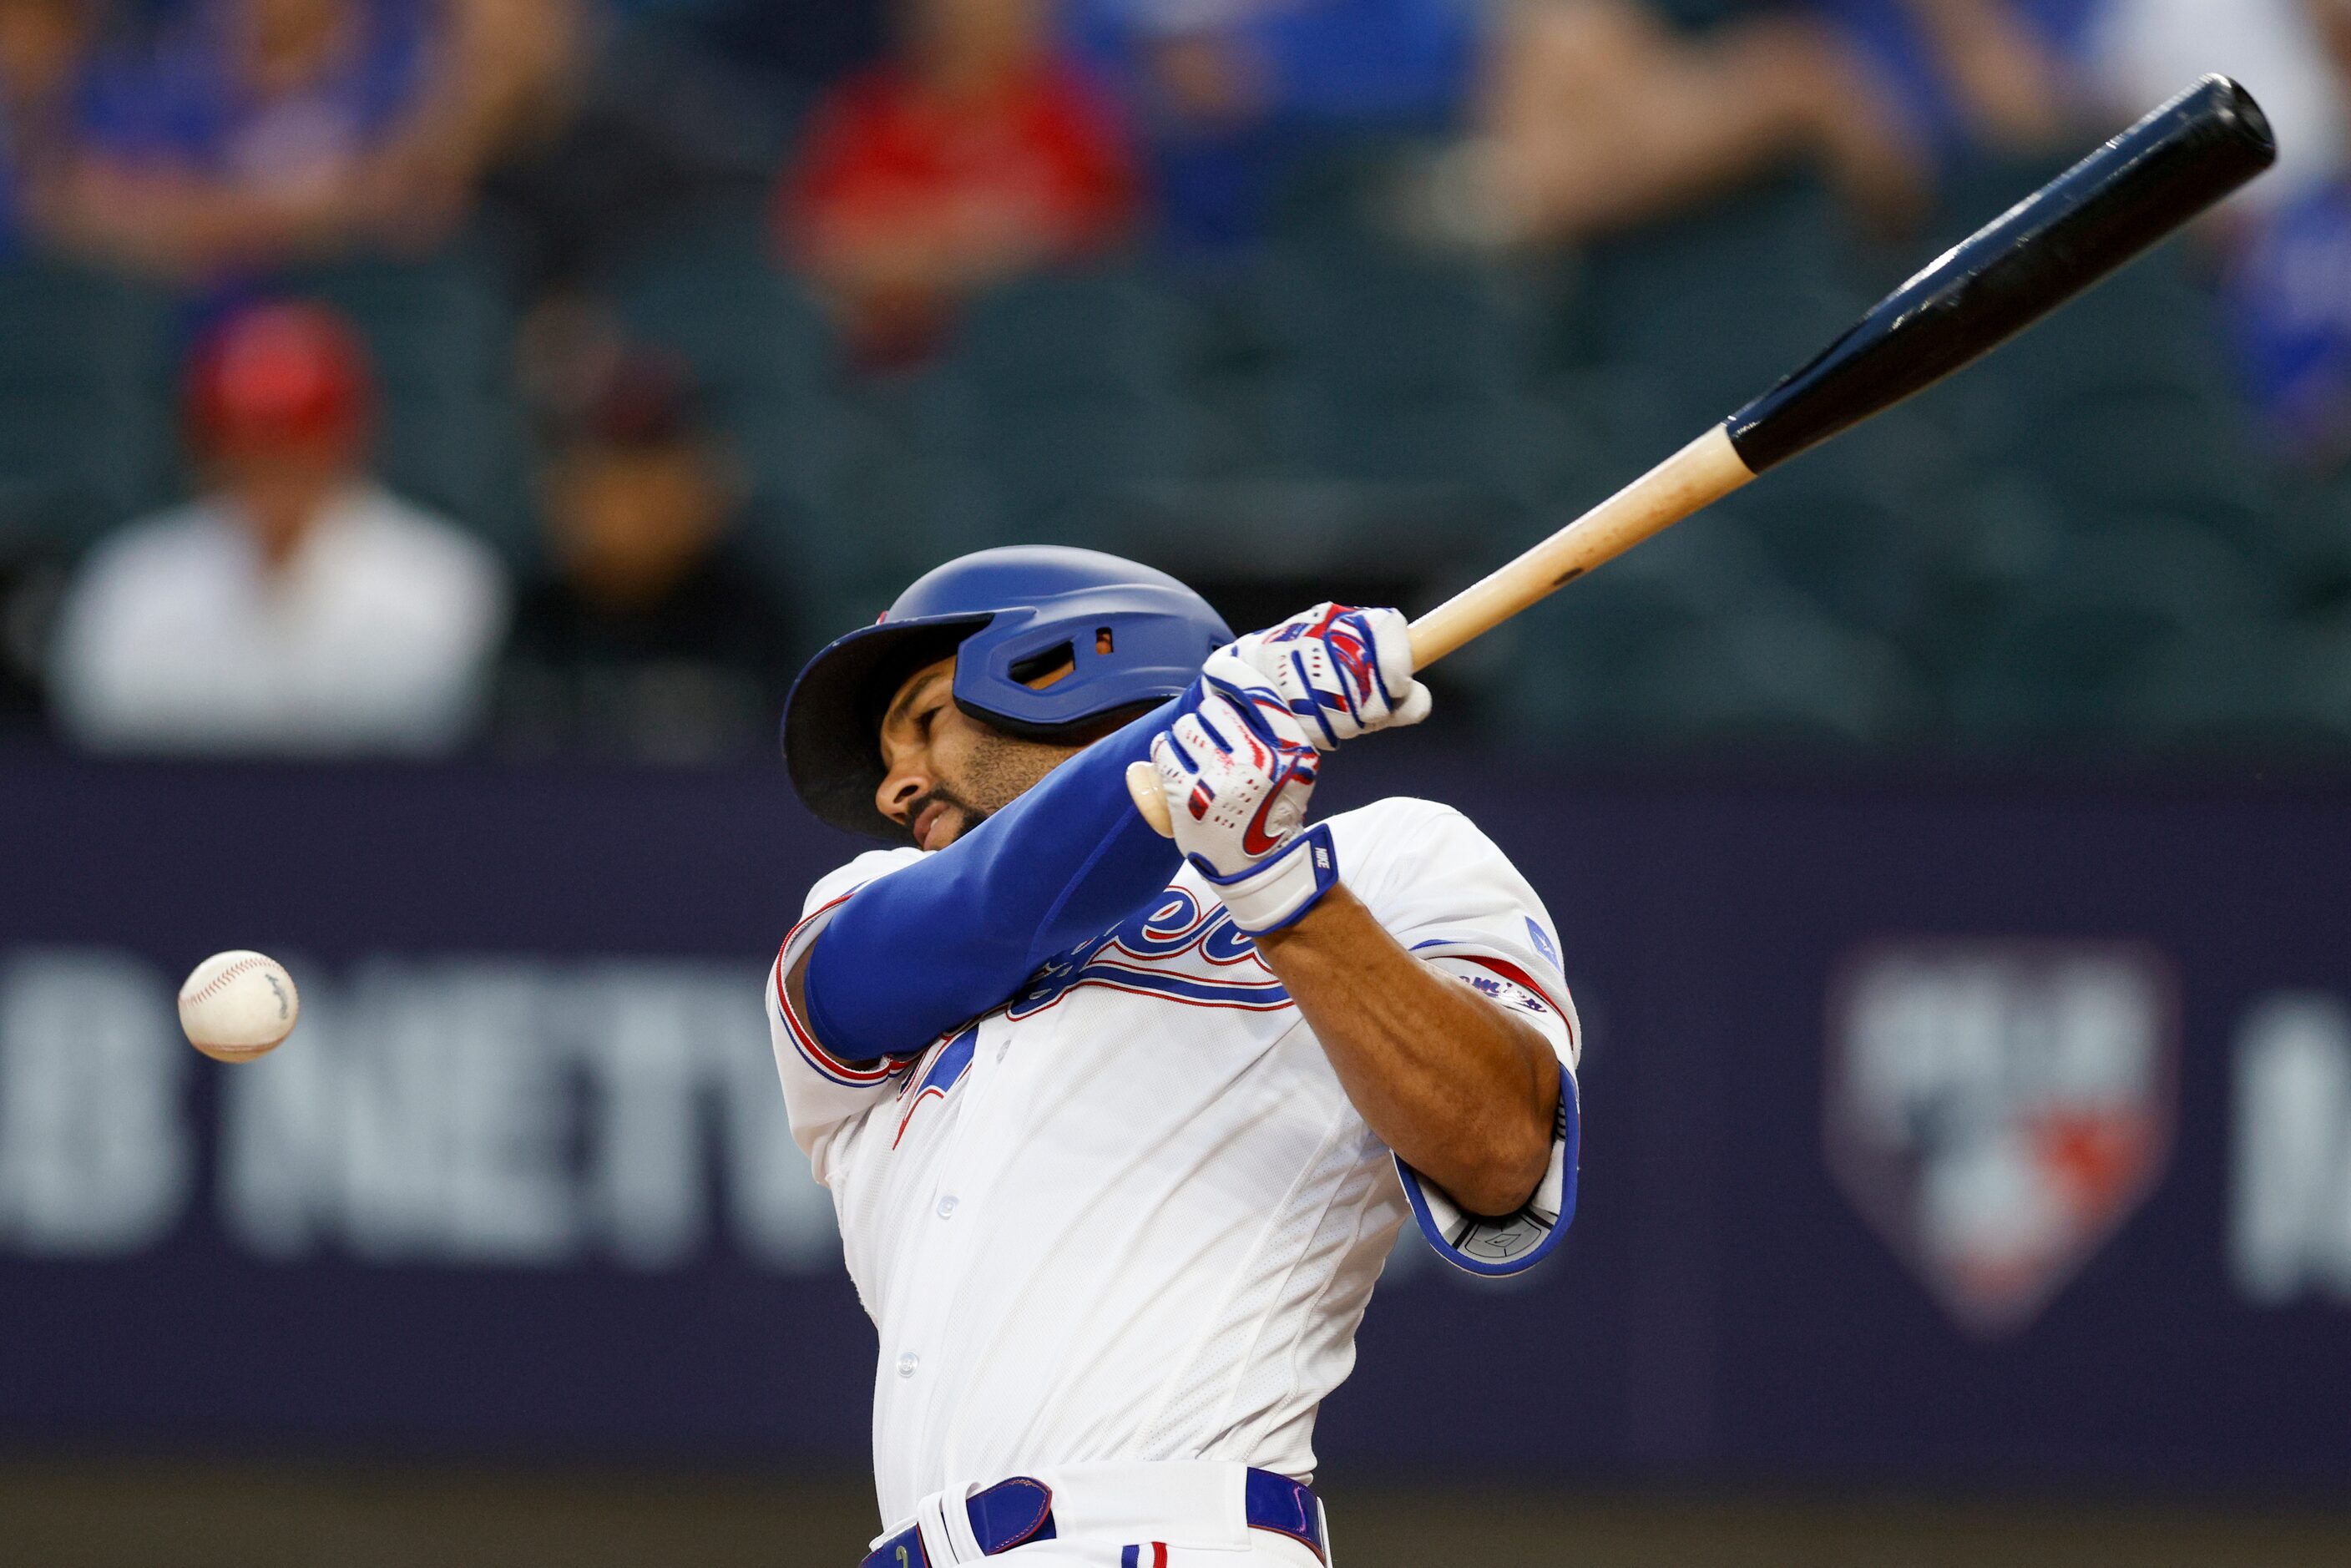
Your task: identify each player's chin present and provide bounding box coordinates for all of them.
[925,807,994,852]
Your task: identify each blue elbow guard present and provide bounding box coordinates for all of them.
[1398,1061,1579,1278]
[802,695,1186,1060]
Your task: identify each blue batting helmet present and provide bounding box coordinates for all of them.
[782,546,1232,839]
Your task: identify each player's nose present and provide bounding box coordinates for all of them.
[876,756,930,827]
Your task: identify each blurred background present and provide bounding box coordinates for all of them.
[4,0,2351,1563]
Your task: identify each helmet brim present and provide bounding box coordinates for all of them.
[781,611,993,842]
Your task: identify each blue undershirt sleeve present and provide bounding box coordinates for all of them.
[800,693,1188,1060]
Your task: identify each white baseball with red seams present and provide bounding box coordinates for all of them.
[768,797,1580,1555]
[178,949,300,1062]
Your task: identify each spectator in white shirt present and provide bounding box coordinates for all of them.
[48,299,508,755]
[2075,0,2346,215]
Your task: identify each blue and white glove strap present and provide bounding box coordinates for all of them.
[1190,822,1339,937]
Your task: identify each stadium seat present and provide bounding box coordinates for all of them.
[916,262,1196,547]
[2283,615,2351,752]
[795,375,959,625]
[2118,617,2305,752]
[291,244,532,554]
[1732,408,1969,641]
[1248,138,1540,509]
[603,199,834,409]
[0,260,175,544]
[1252,242,1534,494]
[1636,605,1930,750]
[1949,518,2278,751]
[599,196,847,604]
[1575,179,1864,458]
[2274,468,2351,618]
[1490,511,1920,748]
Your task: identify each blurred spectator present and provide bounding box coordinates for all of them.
[1064,0,1476,256]
[2073,0,2345,215]
[498,342,796,762]
[2215,0,2351,462]
[0,0,105,261]
[2223,184,2351,463]
[46,0,579,280]
[777,0,1139,364]
[47,301,508,753]
[1777,0,2333,185]
[1819,1,2076,164]
[1065,0,1924,258]
[473,2,776,296]
[1478,0,1924,242]
[355,0,584,258]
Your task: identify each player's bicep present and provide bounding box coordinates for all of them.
[1342,802,1577,1038]
[1422,952,1577,1070]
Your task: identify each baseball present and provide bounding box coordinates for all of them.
[178,950,300,1062]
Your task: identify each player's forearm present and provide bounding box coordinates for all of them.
[1254,886,1556,1216]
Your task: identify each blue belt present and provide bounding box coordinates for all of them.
[859,1469,1322,1565]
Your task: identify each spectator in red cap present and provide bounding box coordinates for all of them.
[47,299,508,753]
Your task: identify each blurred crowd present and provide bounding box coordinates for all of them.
[2,0,2350,762]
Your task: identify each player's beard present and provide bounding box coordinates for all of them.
[920,726,1082,848]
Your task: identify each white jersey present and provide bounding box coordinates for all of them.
[766,797,1580,1526]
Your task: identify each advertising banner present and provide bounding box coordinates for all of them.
[4,751,2348,1486]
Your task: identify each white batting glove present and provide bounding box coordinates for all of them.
[1149,654,1339,936]
[1229,603,1433,751]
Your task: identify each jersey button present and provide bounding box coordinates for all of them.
[896,1351,919,1378]
[936,1194,958,1219]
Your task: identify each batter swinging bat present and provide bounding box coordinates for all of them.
[1127,73,2276,835]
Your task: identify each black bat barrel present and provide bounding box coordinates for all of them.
[1724,74,2275,475]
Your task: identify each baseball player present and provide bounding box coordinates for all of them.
[771,546,1579,1566]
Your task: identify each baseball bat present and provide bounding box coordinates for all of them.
[1126,73,2275,835]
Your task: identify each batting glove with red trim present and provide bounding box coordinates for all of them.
[1148,653,1338,936]
[1230,603,1433,751]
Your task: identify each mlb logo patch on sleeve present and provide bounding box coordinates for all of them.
[1525,917,1561,974]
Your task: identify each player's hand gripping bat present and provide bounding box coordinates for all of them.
[1127,74,2276,835]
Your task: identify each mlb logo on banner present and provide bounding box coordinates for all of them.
[1826,941,2179,1338]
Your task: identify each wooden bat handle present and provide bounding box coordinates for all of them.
[1126,760,1175,836]
[1403,425,1754,663]
[1125,425,1758,835]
